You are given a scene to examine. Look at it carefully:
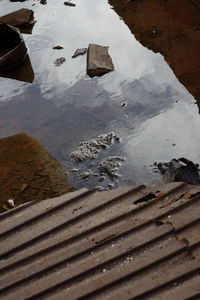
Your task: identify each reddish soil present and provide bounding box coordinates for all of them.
[109,0,200,107]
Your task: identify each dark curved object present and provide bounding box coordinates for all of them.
[0,23,27,72]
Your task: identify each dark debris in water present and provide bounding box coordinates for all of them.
[54,57,66,66]
[64,1,76,7]
[53,45,64,50]
[154,157,200,185]
[72,48,87,58]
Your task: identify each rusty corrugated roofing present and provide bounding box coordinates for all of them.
[0,182,200,299]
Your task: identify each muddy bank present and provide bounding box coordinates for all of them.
[109,0,200,108]
[0,133,74,212]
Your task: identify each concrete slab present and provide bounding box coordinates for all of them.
[87,43,114,77]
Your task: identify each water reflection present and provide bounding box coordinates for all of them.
[0,0,199,189]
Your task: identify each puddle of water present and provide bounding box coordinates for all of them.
[0,0,200,190]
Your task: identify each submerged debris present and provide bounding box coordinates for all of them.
[71,168,79,173]
[94,186,105,191]
[80,170,92,179]
[155,158,200,185]
[72,48,87,58]
[98,156,125,177]
[107,183,114,189]
[121,102,127,107]
[54,57,66,66]
[70,132,120,162]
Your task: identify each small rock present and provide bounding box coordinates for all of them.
[93,173,99,177]
[7,199,15,207]
[107,183,114,188]
[72,48,87,58]
[94,186,104,191]
[53,45,64,50]
[114,134,120,142]
[40,0,47,4]
[64,1,76,6]
[71,168,79,173]
[80,170,92,179]
[121,102,127,107]
[54,57,66,66]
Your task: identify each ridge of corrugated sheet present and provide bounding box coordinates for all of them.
[0,182,200,299]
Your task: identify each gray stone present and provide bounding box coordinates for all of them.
[87,43,114,78]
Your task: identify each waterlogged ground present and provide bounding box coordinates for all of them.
[1,0,200,190]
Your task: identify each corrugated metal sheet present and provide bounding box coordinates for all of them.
[0,182,200,299]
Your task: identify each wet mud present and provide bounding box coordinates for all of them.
[0,133,74,213]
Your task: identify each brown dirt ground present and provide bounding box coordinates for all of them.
[109,0,200,108]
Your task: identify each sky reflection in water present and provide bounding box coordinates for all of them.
[0,0,200,189]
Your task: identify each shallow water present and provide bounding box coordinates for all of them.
[1,0,200,190]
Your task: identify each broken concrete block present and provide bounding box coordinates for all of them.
[87,43,114,78]
[0,8,34,27]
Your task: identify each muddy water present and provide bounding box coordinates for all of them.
[1,0,200,190]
